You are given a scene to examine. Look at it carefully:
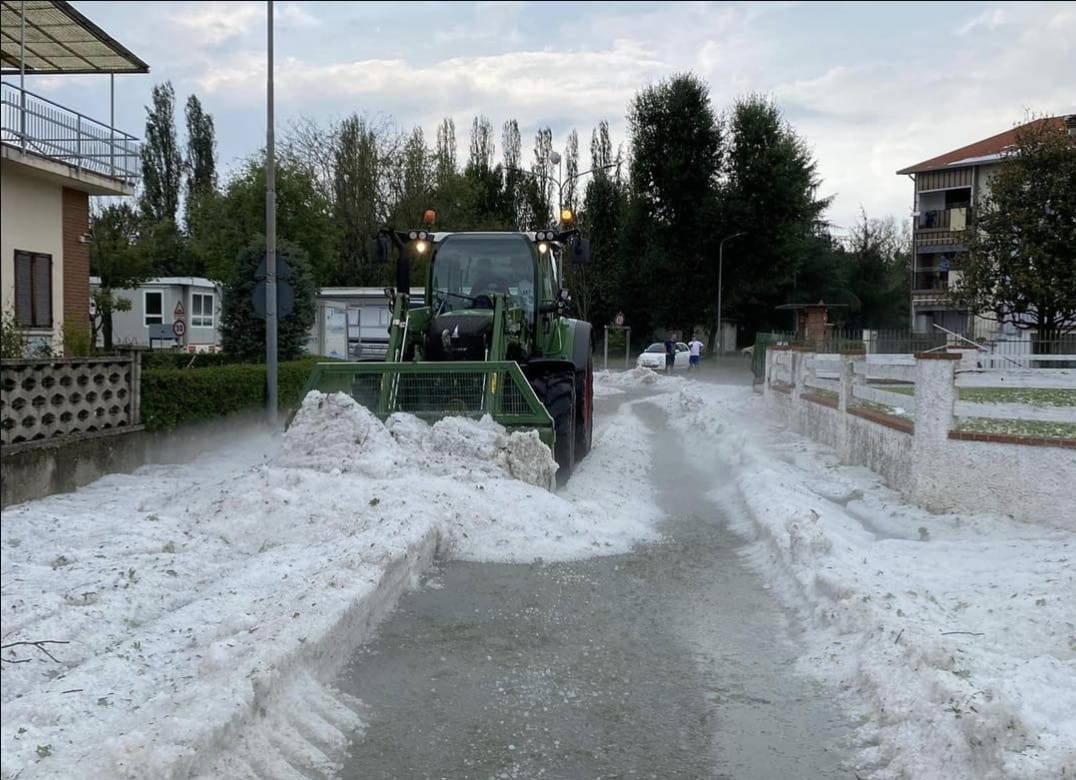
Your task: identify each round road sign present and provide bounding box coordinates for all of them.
[614,311,625,327]
[172,319,187,338]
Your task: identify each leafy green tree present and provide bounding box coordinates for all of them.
[563,130,579,212]
[388,126,432,227]
[955,117,1076,333]
[139,82,184,275]
[333,114,382,285]
[183,94,217,275]
[530,127,555,228]
[572,167,627,326]
[502,119,526,228]
[200,155,338,286]
[89,202,154,350]
[219,239,317,361]
[624,72,724,341]
[435,118,458,187]
[140,82,183,224]
[720,94,831,335]
[839,211,911,329]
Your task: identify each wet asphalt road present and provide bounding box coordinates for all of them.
[334,370,855,779]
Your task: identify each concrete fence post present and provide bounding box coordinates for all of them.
[838,350,864,462]
[118,346,146,426]
[911,352,960,507]
[764,346,776,400]
[792,349,808,401]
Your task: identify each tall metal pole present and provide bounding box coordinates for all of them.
[109,73,115,176]
[717,240,724,358]
[716,232,746,358]
[265,0,278,426]
[19,0,26,149]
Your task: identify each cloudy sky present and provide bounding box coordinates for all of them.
[22,1,1076,232]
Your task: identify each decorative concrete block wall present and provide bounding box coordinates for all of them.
[0,352,141,445]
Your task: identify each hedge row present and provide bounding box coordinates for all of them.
[140,351,243,371]
[140,357,322,432]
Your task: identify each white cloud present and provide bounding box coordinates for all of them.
[58,1,1073,237]
[957,8,1008,36]
[278,3,321,29]
[197,38,668,127]
[170,2,263,46]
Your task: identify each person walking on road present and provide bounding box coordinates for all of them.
[687,337,704,371]
[664,335,676,372]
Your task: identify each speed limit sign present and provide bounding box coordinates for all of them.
[172,319,187,338]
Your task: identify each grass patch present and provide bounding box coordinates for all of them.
[808,387,838,400]
[958,387,1076,407]
[956,417,1076,439]
[852,399,912,418]
[865,385,1076,407]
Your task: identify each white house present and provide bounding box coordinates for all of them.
[0,1,148,356]
[309,287,425,360]
[91,277,222,352]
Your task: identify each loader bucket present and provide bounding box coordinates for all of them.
[295,360,555,448]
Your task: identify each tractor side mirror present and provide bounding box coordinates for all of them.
[370,236,390,264]
[570,238,591,266]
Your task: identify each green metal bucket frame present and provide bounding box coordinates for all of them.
[296,360,555,447]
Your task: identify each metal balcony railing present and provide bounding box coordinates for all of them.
[1,82,139,183]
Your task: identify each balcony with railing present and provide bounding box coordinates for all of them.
[1,82,139,184]
[916,205,970,232]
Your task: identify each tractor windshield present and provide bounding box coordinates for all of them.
[430,235,536,318]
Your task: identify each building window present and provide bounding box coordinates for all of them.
[14,250,52,328]
[192,293,214,328]
[144,291,163,326]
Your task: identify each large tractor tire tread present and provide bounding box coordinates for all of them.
[532,371,576,486]
[574,358,593,459]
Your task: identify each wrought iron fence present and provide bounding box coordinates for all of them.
[1,82,140,183]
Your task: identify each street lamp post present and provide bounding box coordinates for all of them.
[716,232,746,358]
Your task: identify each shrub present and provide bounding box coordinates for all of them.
[61,319,94,357]
[1,311,27,358]
[140,351,238,371]
[140,357,321,431]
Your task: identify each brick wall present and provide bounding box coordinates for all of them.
[62,187,90,355]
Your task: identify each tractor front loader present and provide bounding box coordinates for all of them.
[300,212,594,485]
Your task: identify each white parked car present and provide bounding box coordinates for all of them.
[636,342,690,370]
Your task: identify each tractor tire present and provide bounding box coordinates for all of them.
[574,358,593,459]
[532,371,576,486]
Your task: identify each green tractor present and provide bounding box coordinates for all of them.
[300,213,595,485]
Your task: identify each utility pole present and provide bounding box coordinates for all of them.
[265,0,278,426]
[716,232,746,358]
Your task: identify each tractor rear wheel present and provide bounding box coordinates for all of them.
[532,371,576,486]
[574,358,593,459]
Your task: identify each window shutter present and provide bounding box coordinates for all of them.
[14,252,33,327]
[32,254,52,327]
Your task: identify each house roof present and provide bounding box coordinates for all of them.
[896,116,1071,176]
[0,0,148,75]
[90,277,219,289]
